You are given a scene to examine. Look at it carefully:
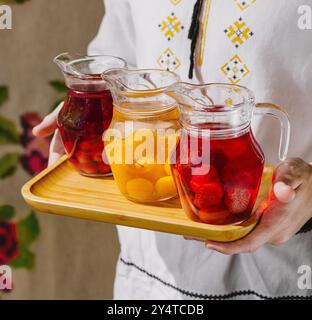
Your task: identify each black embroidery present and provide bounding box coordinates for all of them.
[188,0,203,79]
[119,257,312,300]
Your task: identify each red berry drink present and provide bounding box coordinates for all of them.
[53,52,127,177]
[168,82,289,225]
[172,131,265,225]
[57,88,113,176]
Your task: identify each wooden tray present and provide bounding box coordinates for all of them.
[22,156,273,242]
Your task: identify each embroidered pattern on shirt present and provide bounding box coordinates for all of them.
[234,0,257,11]
[170,0,182,5]
[157,48,181,72]
[120,257,312,300]
[159,12,185,41]
[224,17,254,48]
[221,54,250,84]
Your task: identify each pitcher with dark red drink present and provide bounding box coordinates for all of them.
[54,53,126,176]
[167,83,290,225]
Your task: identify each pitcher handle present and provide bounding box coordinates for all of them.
[254,103,290,161]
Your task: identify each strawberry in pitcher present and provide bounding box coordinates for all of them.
[168,83,290,225]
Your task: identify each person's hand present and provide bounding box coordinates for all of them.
[32,102,65,166]
[203,158,312,254]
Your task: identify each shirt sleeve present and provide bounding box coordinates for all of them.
[88,0,136,67]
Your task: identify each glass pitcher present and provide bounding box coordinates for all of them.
[102,68,180,203]
[167,83,290,225]
[54,53,126,176]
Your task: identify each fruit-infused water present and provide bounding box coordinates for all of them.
[171,130,265,225]
[57,88,113,176]
[102,68,181,203]
[54,53,126,176]
[166,82,290,225]
[104,106,179,202]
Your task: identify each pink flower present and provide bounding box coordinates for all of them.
[20,112,43,146]
[0,221,19,265]
[20,112,50,175]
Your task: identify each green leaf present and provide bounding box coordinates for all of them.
[0,153,20,179]
[0,205,15,220]
[0,86,9,107]
[10,246,34,270]
[16,211,40,247]
[49,80,67,93]
[0,116,20,144]
[0,0,31,4]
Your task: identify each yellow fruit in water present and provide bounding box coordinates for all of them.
[112,164,133,181]
[133,156,165,181]
[126,178,154,201]
[164,162,172,176]
[134,156,155,168]
[124,128,156,164]
[133,157,154,176]
[111,164,135,194]
[155,176,177,199]
[104,139,124,165]
[148,164,167,182]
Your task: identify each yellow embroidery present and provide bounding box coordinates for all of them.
[225,17,254,48]
[170,0,182,5]
[159,13,184,41]
[157,48,181,72]
[234,0,256,11]
[225,98,234,105]
[221,55,250,84]
[198,0,212,66]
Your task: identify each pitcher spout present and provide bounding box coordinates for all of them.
[101,68,181,115]
[101,68,130,93]
[53,52,84,75]
[102,68,180,102]
[165,82,215,110]
[53,52,127,91]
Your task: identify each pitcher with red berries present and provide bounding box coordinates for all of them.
[168,83,290,225]
[54,53,126,176]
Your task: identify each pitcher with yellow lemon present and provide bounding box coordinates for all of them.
[102,69,180,203]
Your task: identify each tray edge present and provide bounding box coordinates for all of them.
[21,156,259,242]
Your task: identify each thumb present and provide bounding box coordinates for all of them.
[272,158,310,203]
[273,181,295,203]
[32,102,63,138]
[48,129,65,166]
